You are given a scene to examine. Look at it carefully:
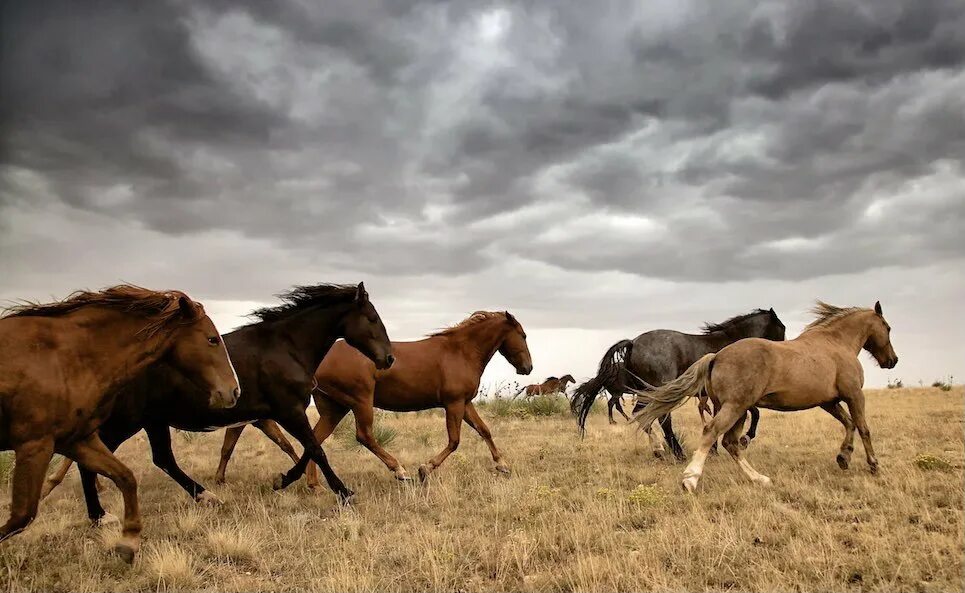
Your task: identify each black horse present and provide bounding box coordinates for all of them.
[571,308,786,459]
[41,283,393,521]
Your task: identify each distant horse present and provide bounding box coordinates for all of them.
[515,374,575,398]
[0,286,240,562]
[216,311,533,486]
[633,301,898,492]
[40,283,393,518]
[571,309,786,459]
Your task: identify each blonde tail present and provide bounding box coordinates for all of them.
[630,353,716,430]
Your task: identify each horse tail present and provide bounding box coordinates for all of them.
[631,353,716,431]
[512,385,526,399]
[571,339,633,435]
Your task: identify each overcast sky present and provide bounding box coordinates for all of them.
[2,0,962,389]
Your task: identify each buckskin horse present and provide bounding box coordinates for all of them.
[217,311,533,486]
[633,301,898,492]
[40,283,392,517]
[0,285,240,562]
[571,308,786,459]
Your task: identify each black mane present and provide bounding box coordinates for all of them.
[246,284,357,324]
[702,309,770,334]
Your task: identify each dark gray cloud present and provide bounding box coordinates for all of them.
[1,0,963,303]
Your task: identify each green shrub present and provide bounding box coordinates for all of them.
[931,376,954,392]
[914,454,953,471]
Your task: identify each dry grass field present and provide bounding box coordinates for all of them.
[1,387,961,592]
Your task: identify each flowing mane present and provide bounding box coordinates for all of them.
[247,284,358,324]
[702,309,770,334]
[1,284,195,336]
[428,311,511,337]
[803,301,868,331]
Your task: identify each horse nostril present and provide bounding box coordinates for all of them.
[386,354,396,366]
[232,387,241,399]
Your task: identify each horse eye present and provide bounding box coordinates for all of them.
[208,336,220,345]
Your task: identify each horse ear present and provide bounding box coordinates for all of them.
[874,301,883,316]
[355,282,368,304]
[178,295,200,320]
[505,311,517,324]
[769,307,775,314]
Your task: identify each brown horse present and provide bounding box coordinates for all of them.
[515,375,575,398]
[0,286,240,561]
[632,301,898,493]
[216,311,533,486]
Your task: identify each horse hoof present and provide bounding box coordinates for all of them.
[213,475,226,485]
[755,476,773,488]
[495,464,511,475]
[418,464,432,483]
[739,436,751,449]
[337,489,355,505]
[272,473,286,491]
[195,491,223,506]
[92,513,120,528]
[869,463,879,475]
[836,454,850,470]
[394,471,413,482]
[113,542,137,564]
[681,476,699,493]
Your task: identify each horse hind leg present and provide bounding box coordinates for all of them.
[681,402,747,493]
[721,412,771,487]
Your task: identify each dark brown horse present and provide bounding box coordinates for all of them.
[515,375,575,398]
[571,308,786,459]
[40,283,393,519]
[216,311,533,486]
[633,302,898,492]
[0,286,240,561]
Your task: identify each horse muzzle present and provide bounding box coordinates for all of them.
[376,353,395,370]
[212,387,240,409]
[517,363,533,376]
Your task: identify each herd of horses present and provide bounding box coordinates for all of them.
[0,282,898,562]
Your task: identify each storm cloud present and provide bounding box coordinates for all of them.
[2,0,963,385]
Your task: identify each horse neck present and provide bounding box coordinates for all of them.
[809,313,872,356]
[67,308,177,395]
[446,320,508,375]
[267,304,350,375]
[701,322,759,350]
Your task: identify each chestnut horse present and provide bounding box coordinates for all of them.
[217,311,533,487]
[515,375,575,398]
[632,301,898,492]
[40,283,392,515]
[0,286,240,562]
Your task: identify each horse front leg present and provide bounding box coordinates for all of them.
[272,412,354,502]
[842,389,878,474]
[144,424,219,505]
[418,401,466,482]
[463,402,510,474]
[0,438,54,543]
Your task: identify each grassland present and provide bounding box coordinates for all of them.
[0,387,961,592]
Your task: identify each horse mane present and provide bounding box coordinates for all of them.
[545,376,559,382]
[0,284,195,336]
[701,309,770,334]
[246,284,358,324]
[428,310,512,337]
[803,301,868,331]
